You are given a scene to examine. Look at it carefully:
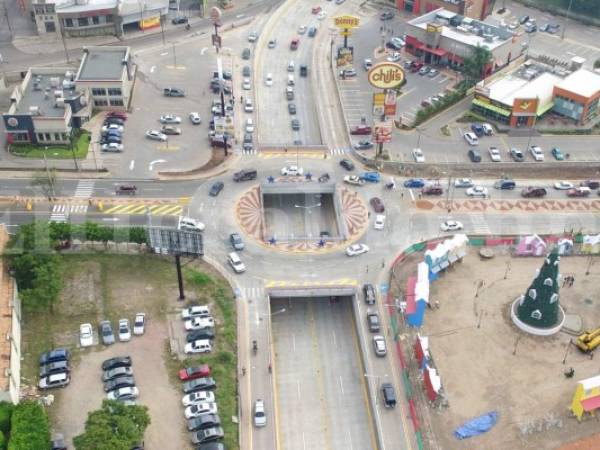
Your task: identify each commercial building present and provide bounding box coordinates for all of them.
[2,46,133,145]
[30,0,168,37]
[396,0,492,21]
[404,8,525,76]
[473,58,600,126]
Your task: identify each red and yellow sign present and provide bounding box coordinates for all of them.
[426,23,442,33]
[367,62,405,89]
[334,15,360,29]
[373,122,393,144]
[512,97,538,114]
[140,16,160,30]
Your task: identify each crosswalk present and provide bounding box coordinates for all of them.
[102,203,183,216]
[240,148,349,157]
[49,204,89,223]
[240,286,265,301]
[468,214,492,234]
[74,180,95,199]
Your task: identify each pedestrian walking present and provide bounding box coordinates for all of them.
[381,259,385,268]
[242,367,246,376]
[268,363,272,374]
[401,190,404,198]
[562,277,568,288]
[570,275,575,287]
[366,265,369,273]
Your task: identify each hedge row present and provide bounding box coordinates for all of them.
[414,89,468,126]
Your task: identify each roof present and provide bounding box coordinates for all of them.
[579,374,600,390]
[485,71,561,110]
[555,69,600,98]
[77,47,128,81]
[12,69,78,118]
[55,0,116,13]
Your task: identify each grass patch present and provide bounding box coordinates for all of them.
[10,131,90,159]
[440,125,451,136]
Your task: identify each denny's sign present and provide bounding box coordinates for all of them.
[367,62,405,89]
[334,15,360,29]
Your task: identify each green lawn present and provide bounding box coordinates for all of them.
[10,131,90,159]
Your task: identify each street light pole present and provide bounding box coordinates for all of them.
[561,0,574,40]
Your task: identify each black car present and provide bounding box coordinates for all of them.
[300,65,308,77]
[363,284,376,305]
[182,377,217,394]
[102,356,132,371]
[163,87,185,97]
[51,434,67,450]
[242,66,251,77]
[103,375,135,392]
[212,70,232,81]
[209,181,224,197]
[186,328,216,342]
[385,40,403,50]
[39,349,70,366]
[519,15,530,24]
[291,119,300,130]
[380,10,394,20]
[340,159,354,171]
[101,135,122,145]
[308,26,317,37]
[288,103,297,115]
[172,16,188,25]
[187,413,221,431]
[40,360,70,378]
[382,382,397,408]
[468,149,482,163]
[196,443,226,450]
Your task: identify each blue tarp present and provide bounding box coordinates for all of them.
[454,412,498,440]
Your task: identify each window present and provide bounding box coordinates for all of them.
[78,17,88,27]
[92,88,106,96]
[34,5,44,14]
[45,22,56,33]
[106,15,114,23]
[92,16,100,25]
[61,133,67,140]
[37,133,45,141]
[13,133,29,142]
[64,18,73,27]
[54,133,61,140]
[45,133,51,141]
[94,99,108,106]
[45,5,55,13]
[107,88,121,96]
[109,99,124,106]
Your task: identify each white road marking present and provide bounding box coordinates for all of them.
[102,218,120,222]
[339,375,345,395]
[297,380,302,400]
[149,159,167,171]
[150,65,156,73]
[129,160,135,171]
[409,189,415,201]
[160,51,168,56]
[200,47,208,55]
[332,330,337,349]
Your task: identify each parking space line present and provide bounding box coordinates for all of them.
[409,189,415,201]
[438,77,448,83]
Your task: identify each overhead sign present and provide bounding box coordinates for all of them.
[367,62,405,89]
[336,46,353,67]
[334,15,360,29]
[146,228,204,257]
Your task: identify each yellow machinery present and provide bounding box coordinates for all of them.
[576,327,600,353]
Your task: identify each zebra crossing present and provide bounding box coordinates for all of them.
[240,148,348,157]
[74,180,95,198]
[240,286,265,301]
[49,204,89,223]
[468,214,492,235]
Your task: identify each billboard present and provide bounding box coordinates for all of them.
[367,62,405,89]
[334,15,360,29]
[372,93,385,116]
[373,122,393,144]
[384,89,397,117]
[336,46,354,67]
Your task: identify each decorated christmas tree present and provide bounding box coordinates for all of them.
[516,248,561,328]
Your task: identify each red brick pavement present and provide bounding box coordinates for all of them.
[416,198,600,213]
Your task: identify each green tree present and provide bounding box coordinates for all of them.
[73,400,150,450]
[8,401,51,450]
[516,248,561,328]
[463,45,492,82]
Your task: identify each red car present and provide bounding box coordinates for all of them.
[311,5,322,14]
[410,61,423,73]
[370,197,385,213]
[567,187,591,197]
[106,111,127,120]
[178,364,211,381]
[350,125,372,135]
[422,185,443,196]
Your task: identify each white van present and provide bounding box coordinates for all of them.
[228,252,246,273]
[464,132,479,146]
[287,74,295,86]
[179,216,205,232]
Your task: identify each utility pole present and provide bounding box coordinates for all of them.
[561,0,574,40]
[2,2,13,37]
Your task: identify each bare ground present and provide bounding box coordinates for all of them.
[393,248,600,450]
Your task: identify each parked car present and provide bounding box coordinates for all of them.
[102,366,134,382]
[412,148,425,162]
[254,399,267,427]
[191,427,225,445]
[488,146,501,162]
[440,220,463,231]
[350,125,372,135]
[300,64,308,77]
[103,376,135,392]
[102,123,124,134]
[521,186,547,198]
[118,319,131,342]
[179,365,212,381]
[374,214,385,230]
[242,48,251,59]
[80,323,94,347]
[370,197,385,213]
[185,317,215,331]
[510,148,525,161]
[189,112,202,124]
[463,132,479,146]
[133,313,146,336]
[163,87,185,97]
[101,142,124,153]
[471,123,485,137]
[529,145,544,161]
[146,130,167,142]
[281,165,304,176]
[40,348,70,366]
[107,386,139,401]
[291,119,300,130]
[209,181,224,197]
[346,243,369,257]
[40,360,70,378]
[39,372,70,389]
[182,377,217,394]
[182,390,216,407]
[186,328,215,342]
[102,356,132,371]
[188,414,221,432]
[185,339,213,354]
[182,305,210,320]
[161,125,181,135]
[185,402,218,419]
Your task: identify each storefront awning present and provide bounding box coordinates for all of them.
[537,101,554,116]
[415,43,447,56]
[472,98,511,117]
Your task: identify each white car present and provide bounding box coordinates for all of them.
[529,145,544,161]
[189,112,202,124]
[440,220,463,231]
[346,243,369,257]
[254,399,266,427]
[101,142,123,152]
[268,39,277,49]
[363,59,373,70]
[488,146,501,162]
[482,123,494,135]
[160,114,182,124]
[133,313,145,335]
[247,31,258,42]
[181,305,210,320]
[107,386,139,401]
[373,335,387,356]
[343,175,365,186]
[118,319,131,342]
[454,178,474,188]
[298,25,307,34]
[179,216,205,232]
[245,118,255,133]
[146,130,167,141]
[182,390,216,406]
[281,165,304,176]
[374,215,385,230]
[80,323,93,347]
[242,78,251,90]
[554,181,574,190]
[184,402,218,419]
[317,10,327,20]
[387,52,401,62]
[185,317,215,331]
[466,186,488,197]
[463,132,479,146]
[265,73,273,86]
[102,123,123,133]
[184,339,213,354]
[244,98,254,113]
[412,148,425,163]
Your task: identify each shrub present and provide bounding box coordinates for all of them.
[0,402,13,435]
[0,431,6,450]
[8,401,50,450]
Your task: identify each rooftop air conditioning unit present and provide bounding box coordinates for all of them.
[33,81,41,91]
[54,90,63,98]
[49,77,60,88]
[29,106,41,115]
[65,70,74,81]
[55,98,65,108]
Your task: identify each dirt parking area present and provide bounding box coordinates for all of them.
[395,248,600,450]
[21,254,238,450]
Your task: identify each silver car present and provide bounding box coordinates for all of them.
[100,320,115,345]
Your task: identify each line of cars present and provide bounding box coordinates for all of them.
[101,356,139,403]
[100,111,128,153]
[183,305,216,354]
[95,313,146,346]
